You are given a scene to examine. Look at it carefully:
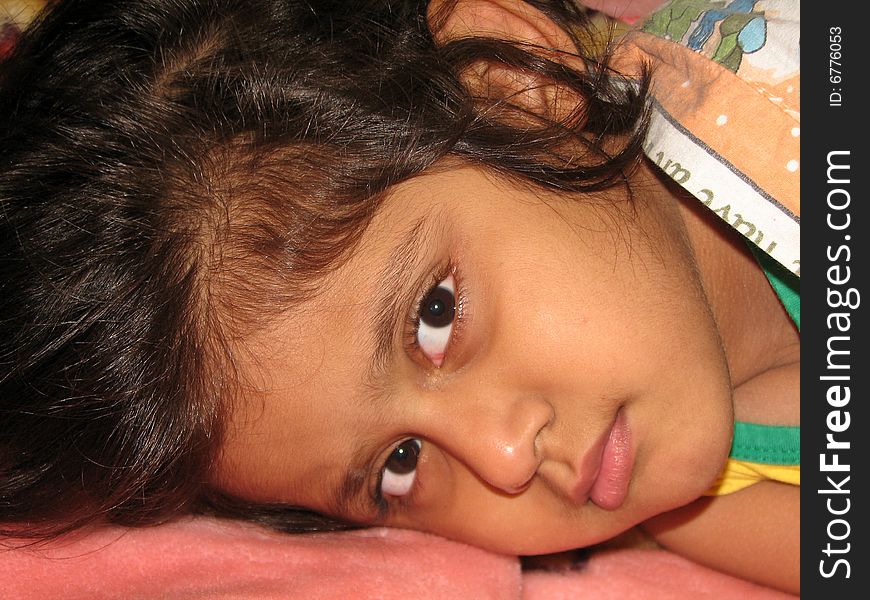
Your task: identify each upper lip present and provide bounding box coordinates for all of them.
[569,413,617,503]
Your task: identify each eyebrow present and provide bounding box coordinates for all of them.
[331,215,434,516]
[368,216,431,386]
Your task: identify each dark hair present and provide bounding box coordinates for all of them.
[0,0,649,539]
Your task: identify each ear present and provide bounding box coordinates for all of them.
[428,0,585,121]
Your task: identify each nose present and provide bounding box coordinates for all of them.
[423,390,554,494]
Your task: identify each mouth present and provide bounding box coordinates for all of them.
[572,407,634,510]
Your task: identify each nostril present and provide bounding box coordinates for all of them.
[533,404,553,459]
[504,470,537,495]
[534,423,546,458]
[507,482,532,495]
[514,447,545,494]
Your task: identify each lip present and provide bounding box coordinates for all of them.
[571,408,634,510]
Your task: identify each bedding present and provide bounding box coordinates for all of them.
[1,517,797,599]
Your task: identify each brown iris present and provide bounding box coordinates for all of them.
[420,285,455,329]
[385,439,421,475]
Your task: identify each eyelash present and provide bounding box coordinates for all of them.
[402,261,466,367]
[372,438,421,515]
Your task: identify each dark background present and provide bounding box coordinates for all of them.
[803,5,868,597]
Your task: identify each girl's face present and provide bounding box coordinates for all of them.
[215,162,734,554]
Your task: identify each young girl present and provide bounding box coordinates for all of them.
[0,0,799,594]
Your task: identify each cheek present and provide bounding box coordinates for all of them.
[632,364,734,511]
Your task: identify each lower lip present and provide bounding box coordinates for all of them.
[589,409,633,511]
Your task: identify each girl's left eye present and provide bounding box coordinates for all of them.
[415,275,456,367]
[380,438,422,497]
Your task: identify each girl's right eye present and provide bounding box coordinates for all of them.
[380,438,422,497]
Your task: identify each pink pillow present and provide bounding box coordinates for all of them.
[523,548,799,599]
[1,517,520,599]
[1,517,799,599]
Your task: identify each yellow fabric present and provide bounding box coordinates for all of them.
[705,459,800,496]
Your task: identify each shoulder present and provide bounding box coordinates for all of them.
[641,480,799,594]
[733,358,799,426]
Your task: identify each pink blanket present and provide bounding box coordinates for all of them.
[1,517,796,599]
